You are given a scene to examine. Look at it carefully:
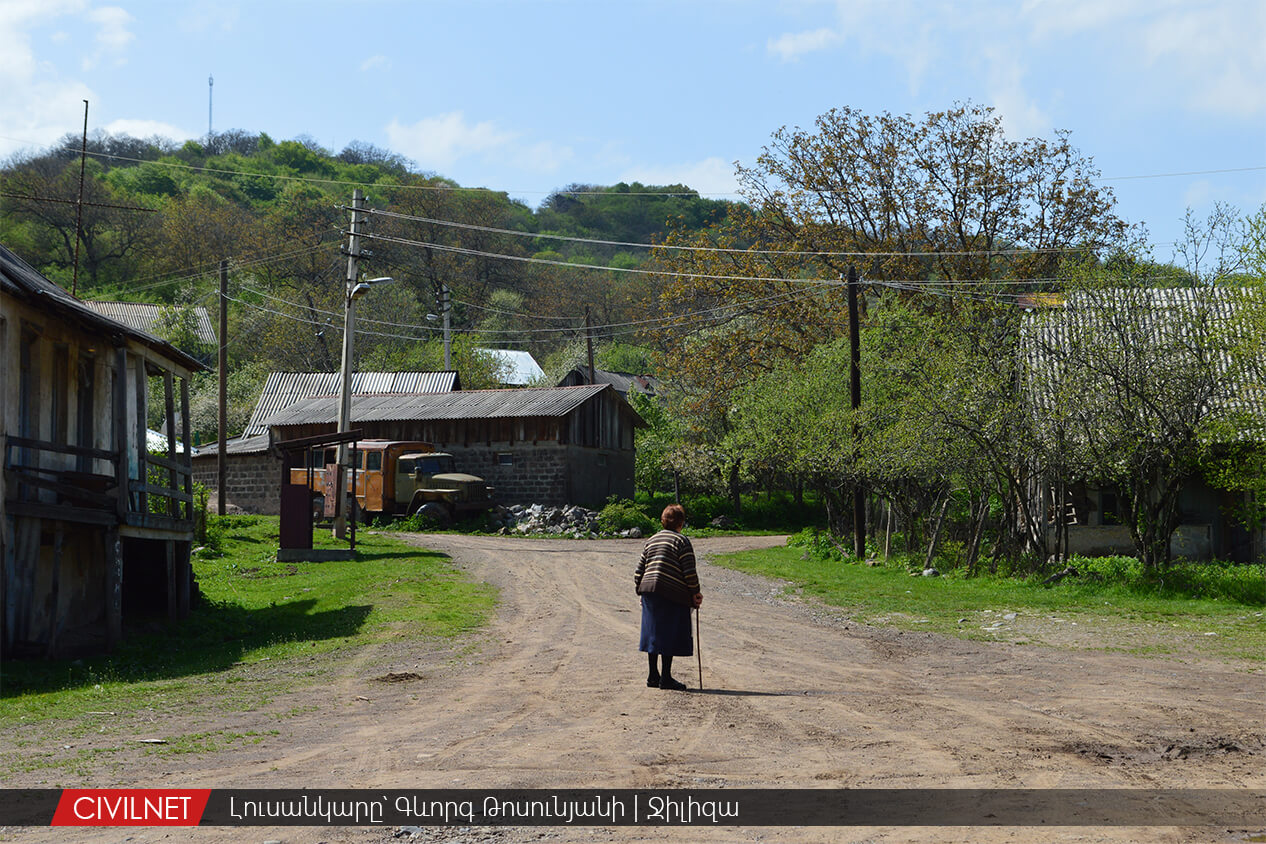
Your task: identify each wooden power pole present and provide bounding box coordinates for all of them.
[848,265,866,559]
[217,259,228,515]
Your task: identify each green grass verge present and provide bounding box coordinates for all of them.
[0,515,495,726]
[710,544,1265,662]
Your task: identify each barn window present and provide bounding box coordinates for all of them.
[497,452,514,466]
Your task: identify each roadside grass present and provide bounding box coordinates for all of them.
[0,516,495,728]
[709,544,1266,663]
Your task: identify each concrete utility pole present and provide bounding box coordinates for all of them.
[333,190,366,538]
[847,265,866,559]
[217,259,228,515]
[441,283,452,371]
[585,305,595,384]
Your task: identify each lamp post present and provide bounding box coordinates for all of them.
[332,275,393,538]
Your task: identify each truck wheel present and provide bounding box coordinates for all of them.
[415,502,452,528]
[312,495,325,522]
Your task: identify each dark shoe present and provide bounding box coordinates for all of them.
[646,674,660,688]
[659,676,688,691]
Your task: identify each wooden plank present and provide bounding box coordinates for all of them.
[141,452,192,474]
[134,356,147,516]
[45,525,62,658]
[5,500,117,526]
[114,348,128,521]
[3,471,116,509]
[164,371,177,518]
[165,539,176,621]
[180,378,192,521]
[177,541,190,617]
[126,481,193,504]
[2,516,16,652]
[2,436,117,463]
[104,527,121,649]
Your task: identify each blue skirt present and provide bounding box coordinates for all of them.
[639,592,693,657]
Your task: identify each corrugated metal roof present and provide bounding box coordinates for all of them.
[82,301,217,346]
[266,384,616,427]
[477,348,545,385]
[1023,286,1266,422]
[191,434,271,457]
[560,366,661,397]
[0,244,205,372]
[242,371,461,437]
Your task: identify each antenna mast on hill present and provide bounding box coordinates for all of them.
[208,74,214,138]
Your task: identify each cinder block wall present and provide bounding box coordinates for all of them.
[191,452,281,514]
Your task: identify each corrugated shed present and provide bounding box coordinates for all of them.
[242,371,461,437]
[266,384,620,427]
[82,301,217,347]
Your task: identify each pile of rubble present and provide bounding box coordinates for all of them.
[486,503,644,539]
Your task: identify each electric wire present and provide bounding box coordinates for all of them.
[363,206,1120,258]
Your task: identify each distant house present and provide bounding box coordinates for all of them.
[558,366,661,399]
[478,348,545,387]
[2,244,204,658]
[265,384,646,508]
[1024,286,1266,562]
[192,371,460,513]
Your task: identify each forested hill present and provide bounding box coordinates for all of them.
[0,129,739,383]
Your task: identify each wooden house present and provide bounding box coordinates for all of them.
[1,244,204,658]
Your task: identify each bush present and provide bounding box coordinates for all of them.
[787,528,846,562]
[598,497,657,535]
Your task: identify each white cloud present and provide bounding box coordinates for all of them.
[767,27,841,62]
[0,2,97,158]
[360,55,389,73]
[385,112,518,172]
[82,6,133,70]
[619,157,739,197]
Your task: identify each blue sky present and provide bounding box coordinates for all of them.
[2,0,1264,260]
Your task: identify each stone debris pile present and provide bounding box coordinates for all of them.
[486,503,645,539]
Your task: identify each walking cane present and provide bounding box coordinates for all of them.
[695,607,704,691]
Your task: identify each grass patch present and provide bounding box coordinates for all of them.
[710,543,1265,662]
[0,516,495,726]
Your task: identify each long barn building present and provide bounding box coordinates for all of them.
[266,384,644,509]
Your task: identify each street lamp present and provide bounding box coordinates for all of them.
[332,275,393,537]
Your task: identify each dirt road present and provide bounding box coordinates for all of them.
[9,534,1264,843]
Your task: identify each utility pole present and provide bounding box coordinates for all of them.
[847,265,866,559]
[441,283,452,371]
[217,259,228,516]
[71,100,88,297]
[334,189,366,538]
[585,305,595,384]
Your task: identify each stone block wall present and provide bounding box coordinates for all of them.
[191,451,281,515]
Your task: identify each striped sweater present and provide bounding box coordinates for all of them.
[634,530,700,607]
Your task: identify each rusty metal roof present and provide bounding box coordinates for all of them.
[265,384,630,427]
[242,371,461,437]
[82,301,217,346]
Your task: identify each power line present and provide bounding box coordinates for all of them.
[364,206,1120,259]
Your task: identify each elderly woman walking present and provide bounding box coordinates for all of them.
[634,504,703,690]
